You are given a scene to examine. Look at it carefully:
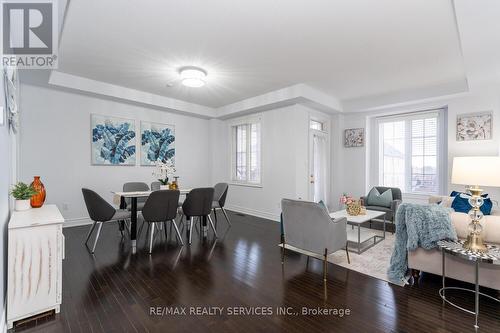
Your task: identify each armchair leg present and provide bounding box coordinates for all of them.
[345,242,351,264]
[323,248,328,282]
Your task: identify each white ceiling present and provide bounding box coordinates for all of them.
[57,0,466,108]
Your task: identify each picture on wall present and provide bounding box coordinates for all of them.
[456,112,492,141]
[344,128,364,147]
[91,114,136,165]
[140,121,175,166]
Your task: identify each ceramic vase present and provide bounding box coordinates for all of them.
[30,176,46,208]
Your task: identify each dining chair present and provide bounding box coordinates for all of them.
[123,182,149,211]
[150,181,161,191]
[181,188,217,244]
[82,188,131,253]
[212,183,231,226]
[142,190,183,253]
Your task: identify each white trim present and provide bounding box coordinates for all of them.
[229,182,263,188]
[225,205,280,222]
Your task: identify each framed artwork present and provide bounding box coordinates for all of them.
[456,112,492,141]
[91,114,136,165]
[344,128,364,147]
[140,121,175,166]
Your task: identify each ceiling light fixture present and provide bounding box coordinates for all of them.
[179,66,207,88]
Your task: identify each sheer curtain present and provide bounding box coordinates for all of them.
[313,134,328,204]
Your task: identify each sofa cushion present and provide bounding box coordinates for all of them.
[364,205,393,221]
[366,187,393,208]
[451,193,493,215]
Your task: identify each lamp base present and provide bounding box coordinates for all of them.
[463,233,487,253]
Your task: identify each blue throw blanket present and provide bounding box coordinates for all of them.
[388,203,457,284]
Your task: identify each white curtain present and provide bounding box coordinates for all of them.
[313,134,328,204]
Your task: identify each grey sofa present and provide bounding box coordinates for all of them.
[361,186,402,231]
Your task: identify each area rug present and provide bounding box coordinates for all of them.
[279,233,404,286]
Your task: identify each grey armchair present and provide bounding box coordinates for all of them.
[361,186,402,232]
[281,199,349,282]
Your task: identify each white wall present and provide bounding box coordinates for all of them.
[338,89,500,202]
[19,84,212,226]
[211,104,335,221]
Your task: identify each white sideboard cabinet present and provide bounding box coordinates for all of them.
[7,204,65,329]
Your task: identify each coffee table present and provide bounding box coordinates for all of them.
[329,209,386,254]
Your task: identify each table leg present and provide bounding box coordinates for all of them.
[357,224,361,254]
[383,214,386,239]
[131,197,137,253]
[202,216,208,236]
[474,260,479,329]
[119,197,126,231]
[442,249,446,301]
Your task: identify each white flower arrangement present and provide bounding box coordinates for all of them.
[152,159,176,185]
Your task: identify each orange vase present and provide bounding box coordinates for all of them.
[30,176,46,208]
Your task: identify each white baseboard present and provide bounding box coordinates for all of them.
[63,217,93,228]
[225,204,280,222]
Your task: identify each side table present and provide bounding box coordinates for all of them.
[437,239,500,329]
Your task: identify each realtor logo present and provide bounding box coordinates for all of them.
[2,0,58,68]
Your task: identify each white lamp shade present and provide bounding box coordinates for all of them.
[451,156,500,187]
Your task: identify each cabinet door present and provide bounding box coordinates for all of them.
[8,224,59,320]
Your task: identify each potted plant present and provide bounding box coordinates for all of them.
[152,159,176,190]
[10,182,38,211]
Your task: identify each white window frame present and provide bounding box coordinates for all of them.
[375,109,446,195]
[229,114,262,187]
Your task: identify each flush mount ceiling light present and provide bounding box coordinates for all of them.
[179,66,207,88]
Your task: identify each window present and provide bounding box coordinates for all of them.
[231,119,261,184]
[310,120,324,131]
[378,111,442,194]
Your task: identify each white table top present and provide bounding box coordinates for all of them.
[112,189,192,197]
[9,204,65,229]
[329,209,386,224]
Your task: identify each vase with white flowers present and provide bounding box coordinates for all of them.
[10,182,38,211]
[152,159,176,190]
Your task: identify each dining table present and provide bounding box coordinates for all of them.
[112,189,191,253]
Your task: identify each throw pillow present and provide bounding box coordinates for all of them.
[366,187,393,208]
[451,193,493,215]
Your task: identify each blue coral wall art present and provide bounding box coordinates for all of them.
[140,121,175,166]
[91,114,136,165]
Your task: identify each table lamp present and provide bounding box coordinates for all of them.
[451,156,500,252]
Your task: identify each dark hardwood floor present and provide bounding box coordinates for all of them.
[11,211,500,333]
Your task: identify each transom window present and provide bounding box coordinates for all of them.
[231,118,261,184]
[378,110,442,194]
[310,120,325,131]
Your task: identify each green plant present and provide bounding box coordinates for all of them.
[10,182,38,200]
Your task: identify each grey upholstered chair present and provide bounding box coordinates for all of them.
[150,181,161,191]
[82,188,131,253]
[142,190,183,253]
[360,186,402,232]
[181,188,217,244]
[123,182,149,211]
[281,198,349,282]
[212,183,230,226]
